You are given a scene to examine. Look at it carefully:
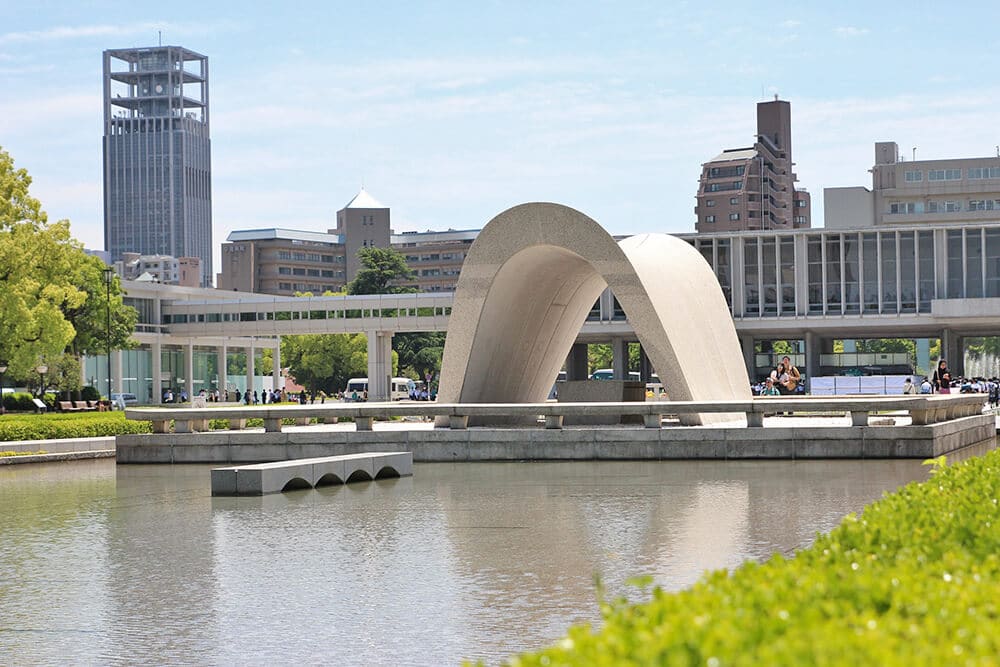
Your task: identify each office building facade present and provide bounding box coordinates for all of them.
[218,189,476,295]
[825,141,1000,229]
[103,46,213,286]
[695,99,811,233]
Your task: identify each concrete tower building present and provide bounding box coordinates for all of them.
[694,98,811,233]
[103,46,212,286]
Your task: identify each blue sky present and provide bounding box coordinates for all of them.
[2,1,1000,273]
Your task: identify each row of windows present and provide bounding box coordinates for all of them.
[403,252,465,262]
[703,213,741,223]
[705,181,742,193]
[708,165,745,178]
[275,251,345,263]
[276,267,346,278]
[888,199,1000,214]
[693,227,1000,317]
[905,167,1000,182]
[166,306,453,323]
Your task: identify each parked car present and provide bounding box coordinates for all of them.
[110,392,138,408]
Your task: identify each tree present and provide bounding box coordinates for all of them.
[281,333,369,395]
[395,332,445,379]
[0,146,137,383]
[346,246,417,295]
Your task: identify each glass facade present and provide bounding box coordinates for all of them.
[683,225,1000,317]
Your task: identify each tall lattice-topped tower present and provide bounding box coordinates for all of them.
[103,46,212,286]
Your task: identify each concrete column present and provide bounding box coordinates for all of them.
[246,340,255,398]
[611,337,628,380]
[916,338,931,379]
[367,330,393,401]
[740,335,755,381]
[804,331,821,383]
[272,339,282,394]
[113,350,124,393]
[638,346,653,382]
[152,340,162,403]
[217,343,227,396]
[566,342,588,380]
[942,329,960,375]
[185,342,194,402]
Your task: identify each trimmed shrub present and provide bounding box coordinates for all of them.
[507,452,1000,665]
[80,386,100,401]
[2,392,37,412]
[0,412,152,441]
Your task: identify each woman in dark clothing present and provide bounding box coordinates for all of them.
[932,359,951,394]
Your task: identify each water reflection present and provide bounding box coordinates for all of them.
[0,458,927,664]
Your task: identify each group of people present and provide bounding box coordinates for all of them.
[904,358,1000,407]
[753,355,802,396]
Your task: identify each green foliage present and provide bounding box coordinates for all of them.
[0,146,137,378]
[80,385,100,401]
[0,450,47,457]
[395,332,445,379]
[281,333,368,394]
[508,449,1000,665]
[0,412,152,441]
[346,246,417,295]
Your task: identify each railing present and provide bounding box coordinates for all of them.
[124,395,986,433]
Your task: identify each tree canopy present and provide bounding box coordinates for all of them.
[0,146,137,385]
[346,246,417,295]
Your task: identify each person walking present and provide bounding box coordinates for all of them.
[902,377,918,394]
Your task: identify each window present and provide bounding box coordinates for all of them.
[704,215,716,223]
[889,202,921,214]
[970,200,988,211]
[708,165,745,178]
[929,169,962,181]
[794,216,807,223]
[945,201,961,212]
[905,170,922,182]
[795,199,808,207]
[278,267,291,275]
[706,182,741,192]
[730,197,739,205]
[729,213,740,221]
[277,251,291,260]
[292,268,306,276]
[705,199,715,207]
[968,167,1000,180]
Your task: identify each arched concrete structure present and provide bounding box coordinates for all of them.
[437,203,751,425]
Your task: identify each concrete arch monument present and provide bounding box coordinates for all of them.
[436,202,751,425]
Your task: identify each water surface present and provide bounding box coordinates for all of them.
[0,458,927,665]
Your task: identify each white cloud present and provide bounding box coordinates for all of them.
[0,19,245,45]
[835,26,869,37]
[781,20,801,28]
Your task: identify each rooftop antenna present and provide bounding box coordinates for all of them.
[913,147,917,161]
[158,30,162,46]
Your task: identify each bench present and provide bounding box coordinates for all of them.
[59,401,82,412]
[210,452,413,496]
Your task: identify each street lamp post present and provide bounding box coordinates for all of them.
[0,362,7,415]
[36,364,48,399]
[103,268,114,402]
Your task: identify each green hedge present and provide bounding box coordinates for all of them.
[0,412,152,441]
[508,452,1000,665]
[2,392,56,412]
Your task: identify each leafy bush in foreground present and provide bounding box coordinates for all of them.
[507,452,1000,665]
[0,412,152,441]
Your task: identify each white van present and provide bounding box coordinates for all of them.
[343,378,414,401]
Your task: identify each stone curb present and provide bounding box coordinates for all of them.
[0,450,116,465]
